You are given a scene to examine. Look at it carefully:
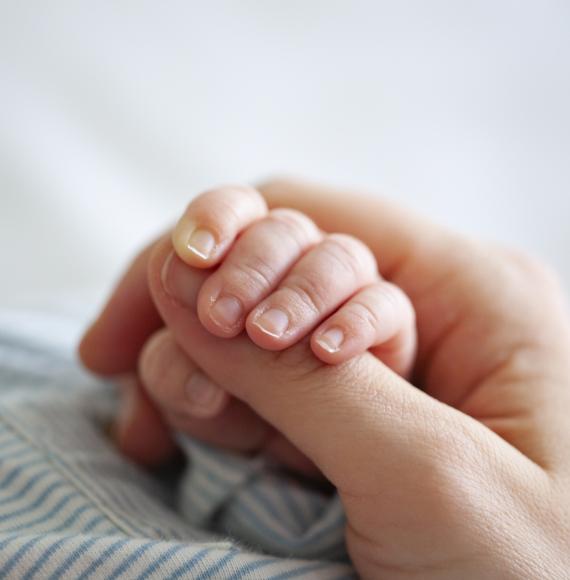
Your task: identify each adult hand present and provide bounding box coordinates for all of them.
[80,180,570,578]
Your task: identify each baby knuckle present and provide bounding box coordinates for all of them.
[377,282,415,320]
[347,300,381,335]
[230,184,268,212]
[234,258,277,294]
[285,274,329,314]
[323,234,377,279]
[268,208,321,247]
[215,198,246,231]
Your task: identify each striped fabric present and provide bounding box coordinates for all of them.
[0,311,355,579]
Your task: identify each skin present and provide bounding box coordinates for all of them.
[80,179,570,579]
[130,187,417,474]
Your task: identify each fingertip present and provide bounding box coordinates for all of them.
[77,322,97,371]
[311,327,355,365]
[172,218,220,268]
[172,185,268,268]
[196,277,245,338]
[183,373,231,419]
[246,308,291,351]
[77,318,121,376]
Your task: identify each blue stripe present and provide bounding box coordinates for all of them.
[5,491,80,533]
[107,540,158,579]
[194,466,237,491]
[247,486,293,533]
[47,536,100,580]
[0,469,51,506]
[0,534,45,577]
[0,458,44,489]
[51,460,149,539]
[232,501,344,553]
[81,514,107,533]
[0,532,22,553]
[195,549,238,580]
[76,538,130,580]
[51,504,91,534]
[97,525,123,535]
[229,502,289,547]
[135,543,186,580]
[22,535,69,580]
[192,455,245,488]
[224,556,276,580]
[0,480,64,520]
[164,547,210,580]
[275,484,310,529]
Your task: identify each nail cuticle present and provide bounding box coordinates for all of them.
[253,308,290,338]
[316,327,344,353]
[186,227,216,260]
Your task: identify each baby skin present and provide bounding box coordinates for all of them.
[81,181,570,578]
[132,185,417,470]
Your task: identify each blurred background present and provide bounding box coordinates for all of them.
[1,1,569,316]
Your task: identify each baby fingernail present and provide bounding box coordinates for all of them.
[185,372,222,409]
[210,295,243,330]
[254,308,289,337]
[316,327,344,353]
[187,228,216,260]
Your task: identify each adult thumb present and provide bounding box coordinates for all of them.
[148,237,465,495]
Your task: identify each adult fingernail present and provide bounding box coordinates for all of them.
[161,251,200,308]
[210,295,243,330]
[316,327,344,353]
[254,308,289,338]
[185,372,224,416]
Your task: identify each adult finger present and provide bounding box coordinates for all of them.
[139,327,230,419]
[79,240,164,375]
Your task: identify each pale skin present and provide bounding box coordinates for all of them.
[80,180,570,579]
[143,186,417,441]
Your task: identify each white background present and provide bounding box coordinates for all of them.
[1,1,569,314]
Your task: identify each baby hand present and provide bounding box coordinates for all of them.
[139,185,417,425]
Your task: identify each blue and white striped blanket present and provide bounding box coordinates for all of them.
[0,311,354,579]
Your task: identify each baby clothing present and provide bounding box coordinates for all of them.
[0,310,354,579]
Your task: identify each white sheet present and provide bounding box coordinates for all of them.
[1,1,569,313]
